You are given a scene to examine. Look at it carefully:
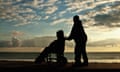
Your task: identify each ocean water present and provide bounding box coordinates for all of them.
[1,52,120,63]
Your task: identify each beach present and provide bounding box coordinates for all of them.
[1,47,120,72]
[1,47,120,63]
[0,60,120,72]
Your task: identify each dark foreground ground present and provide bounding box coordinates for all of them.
[0,61,120,72]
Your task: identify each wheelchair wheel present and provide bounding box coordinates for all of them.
[34,56,45,64]
[57,56,67,64]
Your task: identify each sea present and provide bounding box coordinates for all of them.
[1,47,120,63]
[1,52,120,63]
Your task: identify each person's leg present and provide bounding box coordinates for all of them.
[81,42,88,65]
[35,47,50,63]
[72,41,84,67]
[74,40,81,63]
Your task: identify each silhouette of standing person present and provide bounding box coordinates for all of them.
[67,15,88,66]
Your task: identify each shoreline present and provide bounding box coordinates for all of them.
[1,47,120,53]
[2,59,120,63]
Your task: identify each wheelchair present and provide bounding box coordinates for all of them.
[35,46,67,64]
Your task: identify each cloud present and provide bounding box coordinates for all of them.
[58,10,67,17]
[51,18,72,25]
[43,16,50,20]
[49,0,120,29]
[52,19,66,25]
[12,30,24,36]
[1,0,120,29]
[45,6,58,14]
[68,0,120,29]
[0,0,59,27]
[36,0,57,9]
[65,0,95,12]
[47,0,57,4]
[93,10,120,28]
[87,38,120,47]
[14,21,31,27]
[33,0,38,6]
[0,0,40,27]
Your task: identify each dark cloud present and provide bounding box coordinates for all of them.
[93,11,120,28]
[87,38,120,47]
[94,14,113,26]
[80,1,120,28]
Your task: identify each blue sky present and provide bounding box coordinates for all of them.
[0,0,120,42]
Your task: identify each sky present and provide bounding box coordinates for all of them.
[0,0,120,43]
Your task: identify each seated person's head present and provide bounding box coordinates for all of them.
[56,30,64,39]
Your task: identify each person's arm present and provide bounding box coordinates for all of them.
[48,40,56,48]
[66,36,72,40]
[66,26,75,40]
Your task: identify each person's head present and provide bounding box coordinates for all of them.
[73,15,79,22]
[56,30,64,39]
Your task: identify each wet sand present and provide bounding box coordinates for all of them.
[0,60,120,72]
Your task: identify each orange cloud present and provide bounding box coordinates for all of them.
[12,30,24,36]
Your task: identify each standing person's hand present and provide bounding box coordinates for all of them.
[65,37,72,40]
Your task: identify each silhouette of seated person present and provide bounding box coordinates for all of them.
[35,30,67,64]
